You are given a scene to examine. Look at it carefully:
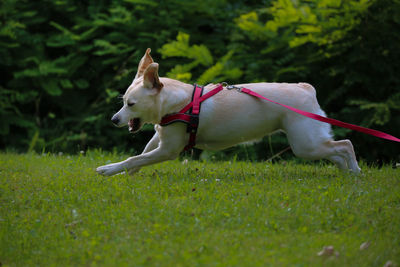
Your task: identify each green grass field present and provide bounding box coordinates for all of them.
[1,152,399,266]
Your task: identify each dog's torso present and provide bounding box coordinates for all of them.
[157,79,328,151]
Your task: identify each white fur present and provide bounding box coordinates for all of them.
[96,49,360,176]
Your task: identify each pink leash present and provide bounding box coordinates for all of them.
[229,85,400,143]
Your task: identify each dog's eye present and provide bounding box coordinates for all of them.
[127,102,135,107]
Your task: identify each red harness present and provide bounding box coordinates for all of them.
[160,84,224,150]
[160,83,400,151]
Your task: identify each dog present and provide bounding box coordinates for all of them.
[96,48,361,176]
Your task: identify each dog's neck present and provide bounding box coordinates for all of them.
[156,78,194,123]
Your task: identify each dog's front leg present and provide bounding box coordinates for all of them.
[96,125,186,176]
[128,131,160,175]
[96,146,181,176]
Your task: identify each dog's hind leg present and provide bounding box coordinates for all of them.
[323,139,361,173]
[290,137,360,173]
[284,117,361,173]
[326,154,348,170]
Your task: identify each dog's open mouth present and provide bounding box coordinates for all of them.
[128,118,142,133]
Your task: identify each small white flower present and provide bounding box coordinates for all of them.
[72,209,78,218]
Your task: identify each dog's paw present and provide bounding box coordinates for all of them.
[96,163,124,176]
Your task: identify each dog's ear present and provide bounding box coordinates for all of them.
[143,63,163,93]
[134,48,154,80]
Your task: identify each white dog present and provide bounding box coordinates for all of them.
[96,49,360,176]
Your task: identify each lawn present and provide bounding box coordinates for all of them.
[0,152,399,266]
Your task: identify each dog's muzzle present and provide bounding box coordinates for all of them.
[111,114,120,126]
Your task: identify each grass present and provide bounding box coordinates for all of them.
[0,151,399,266]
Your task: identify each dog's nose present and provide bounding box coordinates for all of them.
[111,115,120,125]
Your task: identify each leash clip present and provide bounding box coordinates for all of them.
[221,82,243,92]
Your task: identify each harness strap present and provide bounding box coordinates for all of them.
[192,84,203,114]
[185,85,203,150]
[178,85,225,114]
[159,84,224,151]
[159,113,192,126]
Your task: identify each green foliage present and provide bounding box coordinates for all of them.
[236,0,372,48]
[159,32,213,82]
[0,0,399,162]
[159,32,242,84]
[1,152,400,266]
[0,0,196,153]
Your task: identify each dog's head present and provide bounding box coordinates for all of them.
[111,48,163,133]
